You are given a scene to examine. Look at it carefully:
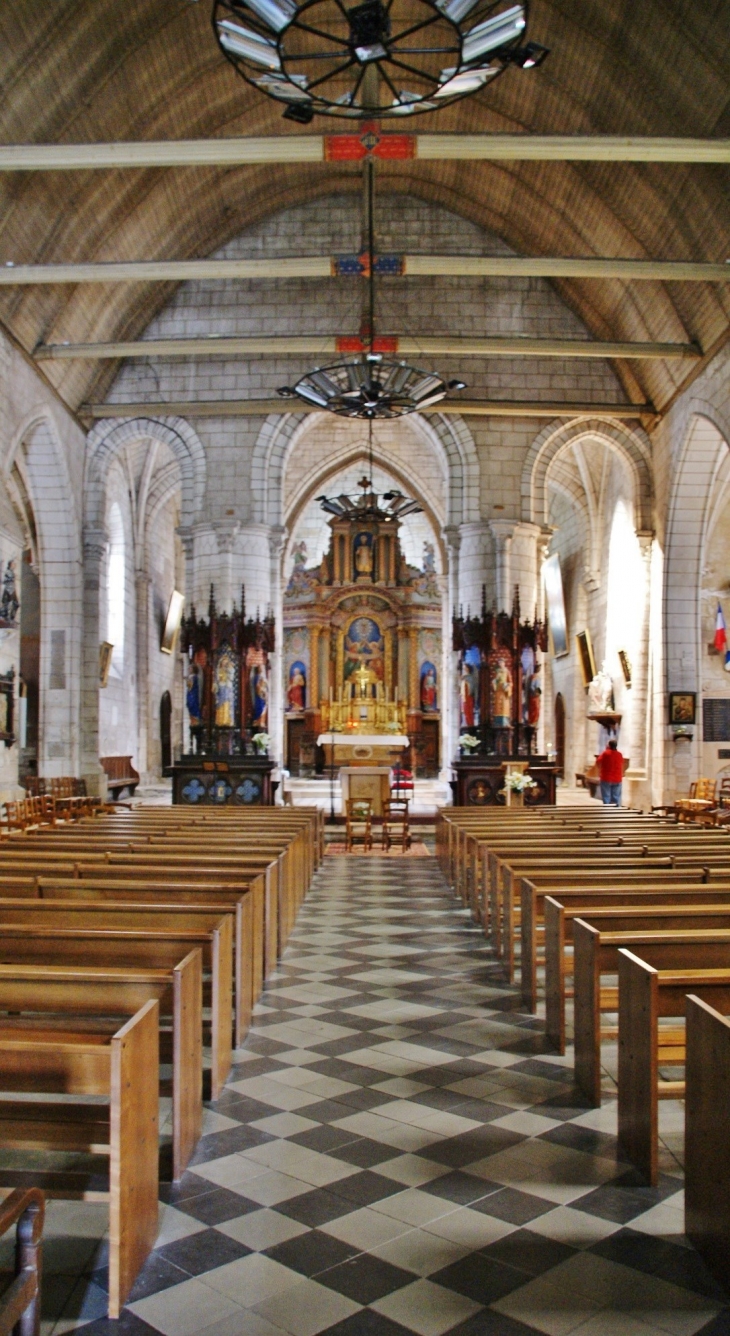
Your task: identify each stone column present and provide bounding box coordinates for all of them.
[488,520,514,612]
[268,526,286,767]
[442,526,461,779]
[135,570,151,779]
[509,522,542,620]
[80,526,108,798]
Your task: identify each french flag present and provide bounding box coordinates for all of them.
[715,603,730,669]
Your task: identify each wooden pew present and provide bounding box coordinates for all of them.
[37,877,259,1045]
[684,994,730,1290]
[543,886,730,1047]
[0,1000,159,1317]
[574,921,730,1107]
[523,871,714,1012]
[0,956,201,1182]
[617,949,730,1186]
[0,919,232,1098]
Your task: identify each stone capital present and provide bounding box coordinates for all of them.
[82,525,108,565]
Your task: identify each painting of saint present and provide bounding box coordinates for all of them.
[250,664,269,728]
[420,661,438,712]
[213,647,236,727]
[287,660,306,712]
[353,532,374,580]
[186,648,207,727]
[460,647,480,729]
[344,616,384,682]
[490,653,513,727]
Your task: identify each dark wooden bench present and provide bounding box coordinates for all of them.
[100,756,140,800]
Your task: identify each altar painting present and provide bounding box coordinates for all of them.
[287,660,306,712]
[343,616,385,684]
[460,646,480,729]
[420,661,438,712]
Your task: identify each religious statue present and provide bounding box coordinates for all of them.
[250,663,269,728]
[213,648,236,727]
[460,661,476,728]
[520,644,541,726]
[354,533,374,578]
[186,648,206,728]
[420,661,438,712]
[0,560,19,626]
[490,655,513,727]
[287,660,306,712]
[588,662,614,713]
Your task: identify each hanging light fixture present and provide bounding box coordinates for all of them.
[211,0,546,120]
[277,160,467,417]
[315,421,423,518]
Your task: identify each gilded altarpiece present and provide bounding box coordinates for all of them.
[284,505,441,776]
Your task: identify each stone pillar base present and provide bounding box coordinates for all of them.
[81,767,108,801]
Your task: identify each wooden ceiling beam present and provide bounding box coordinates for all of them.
[0,135,728,172]
[35,335,699,361]
[79,397,656,422]
[2,256,730,284]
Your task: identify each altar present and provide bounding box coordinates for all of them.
[339,766,392,816]
[283,475,442,778]
[317,732,410,768]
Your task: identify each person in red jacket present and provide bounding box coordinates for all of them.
[597,739,624,806]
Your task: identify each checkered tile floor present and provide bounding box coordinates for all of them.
[54,856,730,1335]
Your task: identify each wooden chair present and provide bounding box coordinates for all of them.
[382,798,411,853]
[676,778,716,822]
[345,800,372,853]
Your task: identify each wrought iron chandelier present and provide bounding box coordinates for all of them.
[316,422,423,517]
[212,0,547,121]
[277,160,467,417]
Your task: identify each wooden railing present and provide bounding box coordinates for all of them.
[0,1188,44,1336]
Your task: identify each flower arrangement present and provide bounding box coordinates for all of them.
[503,772,537,793]
[459,733,480,752]
[251,732,271,754]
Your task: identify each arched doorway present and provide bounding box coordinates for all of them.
[555,693,566,778]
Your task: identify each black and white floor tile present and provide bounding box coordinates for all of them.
[44,856,730,1335]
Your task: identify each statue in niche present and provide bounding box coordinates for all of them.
[287,660,306,712]
[0,560,19,626]
[354,532,374,579]
[420,661,438,712]
[460,660,477,729]
[490,654,513,727]
[588,662,614,714]
[186,648,206,728]
[521,644,541,726]
[213,647,236,728]
[250,662,269,728]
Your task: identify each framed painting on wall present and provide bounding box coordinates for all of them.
[161,590,185,655]
[576,629,597,688]
[669,691,696,726]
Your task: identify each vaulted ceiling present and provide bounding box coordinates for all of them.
[1,0,729,415]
